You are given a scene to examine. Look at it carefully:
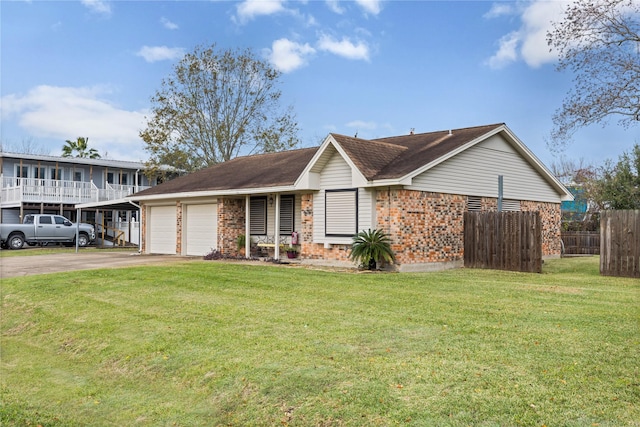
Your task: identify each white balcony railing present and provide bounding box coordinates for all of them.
[1,177,150,206]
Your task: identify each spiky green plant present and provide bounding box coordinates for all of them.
[349,228,395,270]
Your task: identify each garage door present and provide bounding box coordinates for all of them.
[148,206,177,254]
[184,204,218,256]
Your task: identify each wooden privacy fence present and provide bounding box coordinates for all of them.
[601,210,640,278]
[464,211,542,273]
[561,231,600,255]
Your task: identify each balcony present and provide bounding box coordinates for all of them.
[1,177,150,207]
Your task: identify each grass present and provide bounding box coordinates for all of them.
[1,257,638,426]
[0,246,137,258]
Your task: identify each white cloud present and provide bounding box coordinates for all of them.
[483,3,514,19]
[268,38,316,73]
[1,85,147,160]
[136,46,185,63]
[355,0,382,15]
[81,0,111,16]
[234,0,287,24]
[346,120,377,130]
[486,0,565,69]
[326,0,345,14]
[487,32,520,69]
[161,17,179,30]
[520,1,564,67]
[317,34,370,61]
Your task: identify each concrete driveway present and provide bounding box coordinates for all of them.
[0,251,191,278]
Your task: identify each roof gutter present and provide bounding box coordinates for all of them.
[129,184,299,202]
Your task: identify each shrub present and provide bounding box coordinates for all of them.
[203,249,223,260]
[349,229,395,270]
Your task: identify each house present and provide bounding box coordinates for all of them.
[132,123,573,271]
[0,151,159,244]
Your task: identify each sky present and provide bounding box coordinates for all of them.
[1,0,638,170]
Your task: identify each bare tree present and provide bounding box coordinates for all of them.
[0,137,50,155]
[550,157,598,185]
[547,0,640,148]
[140,44,300,174]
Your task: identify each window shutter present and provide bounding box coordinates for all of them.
[279,196,294,235]
[325,189,358,236]
[250,198,266,235]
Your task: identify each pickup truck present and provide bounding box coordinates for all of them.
[0,214,96,250]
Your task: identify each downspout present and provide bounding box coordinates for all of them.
[498,175,504,212]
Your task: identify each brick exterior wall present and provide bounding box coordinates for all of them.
[141,204,147,253]
[175,201,183,255]
[377,189,467,267]
[300,193,352,263]
[141,190,560,267]
[521,200,562,257]
[298,190,561,270]
[218,197,245,255]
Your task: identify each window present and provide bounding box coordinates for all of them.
[279,195,294,235]
[54,216,66,225]
[15,165,28,178]
[74,171,83,182]
[250,197,267,235]
[34,167,45,180]
[39,216,52,224]
[107,172,115,184]
[325,189,358,237]
[50,168,62,180]
[120,173,128,185]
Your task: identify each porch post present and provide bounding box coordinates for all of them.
[274,194,280,260]
[245,195,251,258]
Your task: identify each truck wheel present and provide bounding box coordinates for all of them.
[8,233,25,250]
[77,233,90,247]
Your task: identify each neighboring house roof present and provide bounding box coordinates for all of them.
[0,151,147,170]
[134,147,319,198]
[132,123,573,201]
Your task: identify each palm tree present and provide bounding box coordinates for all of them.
[62,137,101,159]
[349,228,396,270]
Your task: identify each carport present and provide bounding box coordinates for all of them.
[75,198,142,250]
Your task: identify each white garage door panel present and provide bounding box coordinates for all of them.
[149,206,177,254]
[185,204,218,256]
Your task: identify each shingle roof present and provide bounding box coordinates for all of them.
[134,147,318,196]
[333,123,504,180]
[135,123,505,197]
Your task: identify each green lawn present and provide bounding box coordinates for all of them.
[1,257,638,426]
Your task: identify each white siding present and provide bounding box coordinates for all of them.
[184,203,217,256]
[319,149,352,188]
[312,150,374,242]
[409,134,561,203]
[148,205,177,254]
